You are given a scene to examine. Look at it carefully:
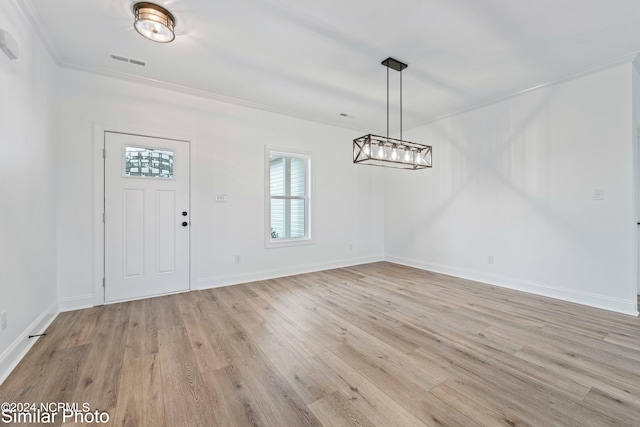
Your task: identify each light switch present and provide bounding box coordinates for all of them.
[593,189,604,201]
[215,193,228,203]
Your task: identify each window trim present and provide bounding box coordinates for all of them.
[265,146,313,249]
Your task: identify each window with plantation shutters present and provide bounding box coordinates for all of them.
[266,148,312,248]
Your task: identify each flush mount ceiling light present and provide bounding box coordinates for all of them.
[133,2,175,43]
[353,58,432,170]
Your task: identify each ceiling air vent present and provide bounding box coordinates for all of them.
[110,53,146,67]
[129,58,146,67]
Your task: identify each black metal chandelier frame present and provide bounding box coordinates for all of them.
[353,57,432,170]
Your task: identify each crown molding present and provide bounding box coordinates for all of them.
[12,0,640,135]
[15,0,63,65]
[56,58,366,132]
[57,49,640,136]
[406,51,640,131]
[15,0,357,132]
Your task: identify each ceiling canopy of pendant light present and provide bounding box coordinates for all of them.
[353,57,432,170]
[133,2,175,43]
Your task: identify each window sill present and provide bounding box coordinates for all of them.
[265,238,315,249]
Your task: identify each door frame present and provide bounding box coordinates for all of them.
[93,122,198,306]
[636,129,640,300]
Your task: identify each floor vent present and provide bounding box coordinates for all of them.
[110,54,146,67]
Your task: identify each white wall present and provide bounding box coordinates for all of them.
[384,64,639,315]
[0,0,58,383]
[54,69,384,308]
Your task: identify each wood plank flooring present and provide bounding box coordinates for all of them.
[1,262,640,426]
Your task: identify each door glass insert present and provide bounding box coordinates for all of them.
[125,146,174,178]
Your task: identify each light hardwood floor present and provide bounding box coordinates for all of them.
[1,262,640,426]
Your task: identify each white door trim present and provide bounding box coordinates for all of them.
[636,128,640,299]
[93,122,198,306]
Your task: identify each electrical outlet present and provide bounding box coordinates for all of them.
[234,255,241,264]
[1,311,7,331]
[488,255,494,265]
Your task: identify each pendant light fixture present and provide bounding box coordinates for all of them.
[353,58,432,170]
[133,2,176,43]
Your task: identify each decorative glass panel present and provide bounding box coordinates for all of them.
[125,146,174,178]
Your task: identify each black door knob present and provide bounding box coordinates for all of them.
[182,221,188,227]
[182,211,188,216]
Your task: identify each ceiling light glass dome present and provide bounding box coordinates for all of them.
[133,2,175,43]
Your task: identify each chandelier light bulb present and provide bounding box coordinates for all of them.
[391,146,398,161]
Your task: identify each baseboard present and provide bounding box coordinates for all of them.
[58,294,94,312]
[197,255,384,290]
[385,255,639,316]
[0,301,59,385]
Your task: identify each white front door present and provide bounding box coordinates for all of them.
[104,132,190,302]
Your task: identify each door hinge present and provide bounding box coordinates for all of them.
[102,277,105,288]
[102,148,106,159]
[102,212,105,223]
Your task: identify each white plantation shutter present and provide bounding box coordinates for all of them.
[289,157,305,238]
[270,158,285,238]
[267,149,311,245]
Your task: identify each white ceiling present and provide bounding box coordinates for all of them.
[20,0,640,133]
